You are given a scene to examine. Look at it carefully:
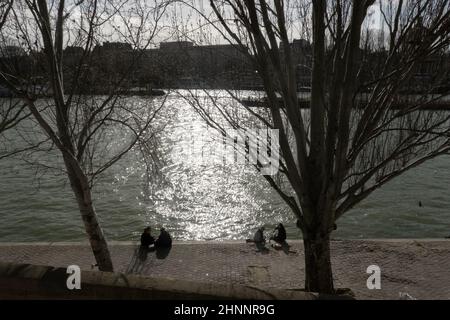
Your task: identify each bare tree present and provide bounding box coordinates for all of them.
[0,1,33,159]
[176,0,450,293]
[0,0,169,271]
[0,0,12,29]
[0,99,32,159]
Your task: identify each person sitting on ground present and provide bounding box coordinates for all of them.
[140,226,155,249]
[155,227,172,248]
[246,226,266,244]
[270,223,287,244]
[254,226,266,244]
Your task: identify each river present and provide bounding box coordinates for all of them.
[0,91,449,242]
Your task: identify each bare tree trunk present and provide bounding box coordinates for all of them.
[65,158,114,272]
[2,0,168,274]
[304,232,334,294]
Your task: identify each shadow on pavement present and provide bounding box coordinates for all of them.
[125,246,151,274]
[255,242,270,254]
[271,241,297,254]
[155,246,171,259]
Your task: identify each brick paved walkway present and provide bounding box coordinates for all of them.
[0,240,449,299]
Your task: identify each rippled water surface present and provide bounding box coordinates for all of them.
[0,92,449,242]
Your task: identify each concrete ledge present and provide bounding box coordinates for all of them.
[0,261,341,300]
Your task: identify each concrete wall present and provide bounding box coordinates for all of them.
[0,261,324,300]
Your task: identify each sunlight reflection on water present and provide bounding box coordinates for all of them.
[0,92,449,241]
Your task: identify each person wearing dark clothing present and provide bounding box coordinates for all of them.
[155,227,172,248]
[246,227,266,244]
[270,223,286,244]
[140,227,155,248]
[254,227,265,244]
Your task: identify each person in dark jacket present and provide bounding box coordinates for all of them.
[254,226,266,244]
[155,227,172,248]
[270,223,287,244]
[246,227,266,244]
[140,227,155,248]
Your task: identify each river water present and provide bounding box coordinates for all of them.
[0,91,449,242]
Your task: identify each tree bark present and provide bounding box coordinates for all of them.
[303,233,334,294]
[65,159,114,272]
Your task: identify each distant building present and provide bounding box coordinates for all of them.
[160,41,194,51]
[137,39,314,89]
[280,39,313,88]
[403,17,447,93]
[63,46,84,68]
[0,45,30,84]
[63,46,84,58]
[99,41,132,51]
[0,45,26,58]
[90,41,135,89]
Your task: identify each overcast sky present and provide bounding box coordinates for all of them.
[1,0,384,49]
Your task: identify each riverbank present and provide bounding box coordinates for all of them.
[0,239,449,299]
